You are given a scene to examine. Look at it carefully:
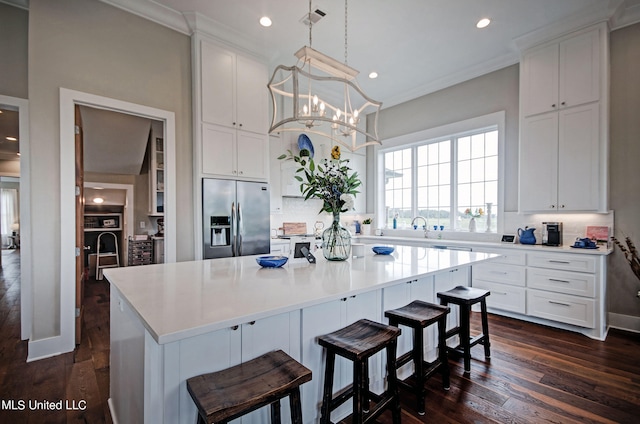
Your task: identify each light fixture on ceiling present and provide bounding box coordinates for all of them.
[92,197,104,204]
[476,18,491,29]
[259,16,272,27]
[267,0,382,152]
[368,71,378,79]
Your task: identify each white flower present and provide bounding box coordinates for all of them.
[340,193,355,211]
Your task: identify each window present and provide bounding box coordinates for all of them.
[378,112,504,232]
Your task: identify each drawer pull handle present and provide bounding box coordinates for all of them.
[494,291,508,295]
[549,260,570,264]
[548,300,571,307]
[549,278,570,283]
[491,271,508,275]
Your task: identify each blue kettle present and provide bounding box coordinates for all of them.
[518,226,536,245]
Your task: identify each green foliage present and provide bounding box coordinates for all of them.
[279,148,360,214]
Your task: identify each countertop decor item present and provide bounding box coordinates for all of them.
[518,227,537,245]
[372,246,394,255]
[464,208,484,232]
[256,256,289,268]
[278,141,361,261]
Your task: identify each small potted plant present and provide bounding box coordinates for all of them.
[361,218,373,236]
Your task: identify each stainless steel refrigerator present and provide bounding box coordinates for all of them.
[202,178,270,259]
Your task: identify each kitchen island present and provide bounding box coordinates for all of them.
[105,244,498,424]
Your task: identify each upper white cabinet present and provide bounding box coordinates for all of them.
[201,123,268,179]
[519,23,608,213]
[200,40,268,134]
[521,26,601,117]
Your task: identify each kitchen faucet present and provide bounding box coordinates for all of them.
[411,216,429,238]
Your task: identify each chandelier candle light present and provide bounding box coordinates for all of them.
[268,0,382,152]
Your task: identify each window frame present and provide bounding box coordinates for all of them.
[375,111,506,233]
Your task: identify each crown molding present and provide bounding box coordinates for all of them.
[610,1,640,30]
[99,0,190,35]
[513,1,617,51]
[0,0,28,10]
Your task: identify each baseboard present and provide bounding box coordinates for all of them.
[108,398,119,424]
[27,335,65,362]
[608,312,640,334]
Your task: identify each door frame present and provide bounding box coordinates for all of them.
[58,88,176,353]
[0,94,32,342]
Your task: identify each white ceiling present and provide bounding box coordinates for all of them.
[103,0,640,108]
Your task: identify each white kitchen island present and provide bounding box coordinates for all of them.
[105,244,498,424]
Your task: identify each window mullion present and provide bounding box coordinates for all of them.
[451,136,458,230]
[412,146,418,218]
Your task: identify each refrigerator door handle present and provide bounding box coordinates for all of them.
[231,202,236,257]
[237,202,242,256]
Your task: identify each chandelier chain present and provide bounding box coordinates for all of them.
[344,0,348,65]
[308,0,313,47]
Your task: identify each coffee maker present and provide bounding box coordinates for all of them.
[542,222,563,246]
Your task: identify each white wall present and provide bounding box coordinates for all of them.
[28,0,192,343]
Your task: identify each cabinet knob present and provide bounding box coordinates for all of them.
[561,101,566,106]
[560,204,565,208]
[239,171,243,175]
[239,123,243,127]
[232,122,236,126]
[233,170,237,174]
[550,204,556,209]
[551,104,556,108]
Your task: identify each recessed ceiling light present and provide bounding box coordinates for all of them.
[93,197,104,204]
[477,18,491,29]
[259,16,272,27]
[6,136,17,141]
[368,72,378,79]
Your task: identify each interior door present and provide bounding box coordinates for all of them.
[75,105,85,345]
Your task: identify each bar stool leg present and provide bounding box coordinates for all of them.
[460,304,472,373]
[386,340,402,424]
[437,315,450,390]
[289,387,304,424]
[362,359,370,413]
[480,299,491,358]
[352,360,363,424]
[413,325,426,415]
[270,400,282,424]
[320,351,336,424]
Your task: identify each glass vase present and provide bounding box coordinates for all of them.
[322,212,351,261]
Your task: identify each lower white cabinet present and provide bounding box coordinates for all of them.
[176,312,300,424]
[472,247,606,340]
[301,290,381,423]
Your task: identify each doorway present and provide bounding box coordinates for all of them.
[0,95,31,342]
[58,88,176,354]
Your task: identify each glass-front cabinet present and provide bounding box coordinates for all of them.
[150,136,164,216]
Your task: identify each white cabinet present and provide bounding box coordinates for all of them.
[519,103,600,212]
[472,249,526,314]
[519,23,607,213]
[200,40,267,134]
[149,136,164,216]
[521,26,601,117]
[177,312,300,424]
[202,123,268,180]
[301,290,380,423]
[197,38,269,181]
[269,135,284,213]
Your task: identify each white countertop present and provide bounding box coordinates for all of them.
[355,235,613,256]
[104,244,498,345]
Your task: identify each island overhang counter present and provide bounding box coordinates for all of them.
[106,244,499,424]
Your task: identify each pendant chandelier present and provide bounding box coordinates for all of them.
[267,0,382,152]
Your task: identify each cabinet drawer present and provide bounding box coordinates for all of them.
[472,281,526,314]
[475,249,526,265]
[527,289,595,328]
[527,252,596,273]
[473,263,525,287]
[527,268,595,297]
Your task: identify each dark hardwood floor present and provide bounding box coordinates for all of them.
[1,248,639,423]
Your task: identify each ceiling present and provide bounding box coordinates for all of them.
[103,0,640,108]
[0,107,20,162]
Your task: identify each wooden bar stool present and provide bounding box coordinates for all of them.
[437,286,491,374]
[186,349,312,424]
[384,300,451,415]
[317,319,402,424]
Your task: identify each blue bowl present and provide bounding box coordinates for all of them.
[256,256,289,268]
[372,246,394,255]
